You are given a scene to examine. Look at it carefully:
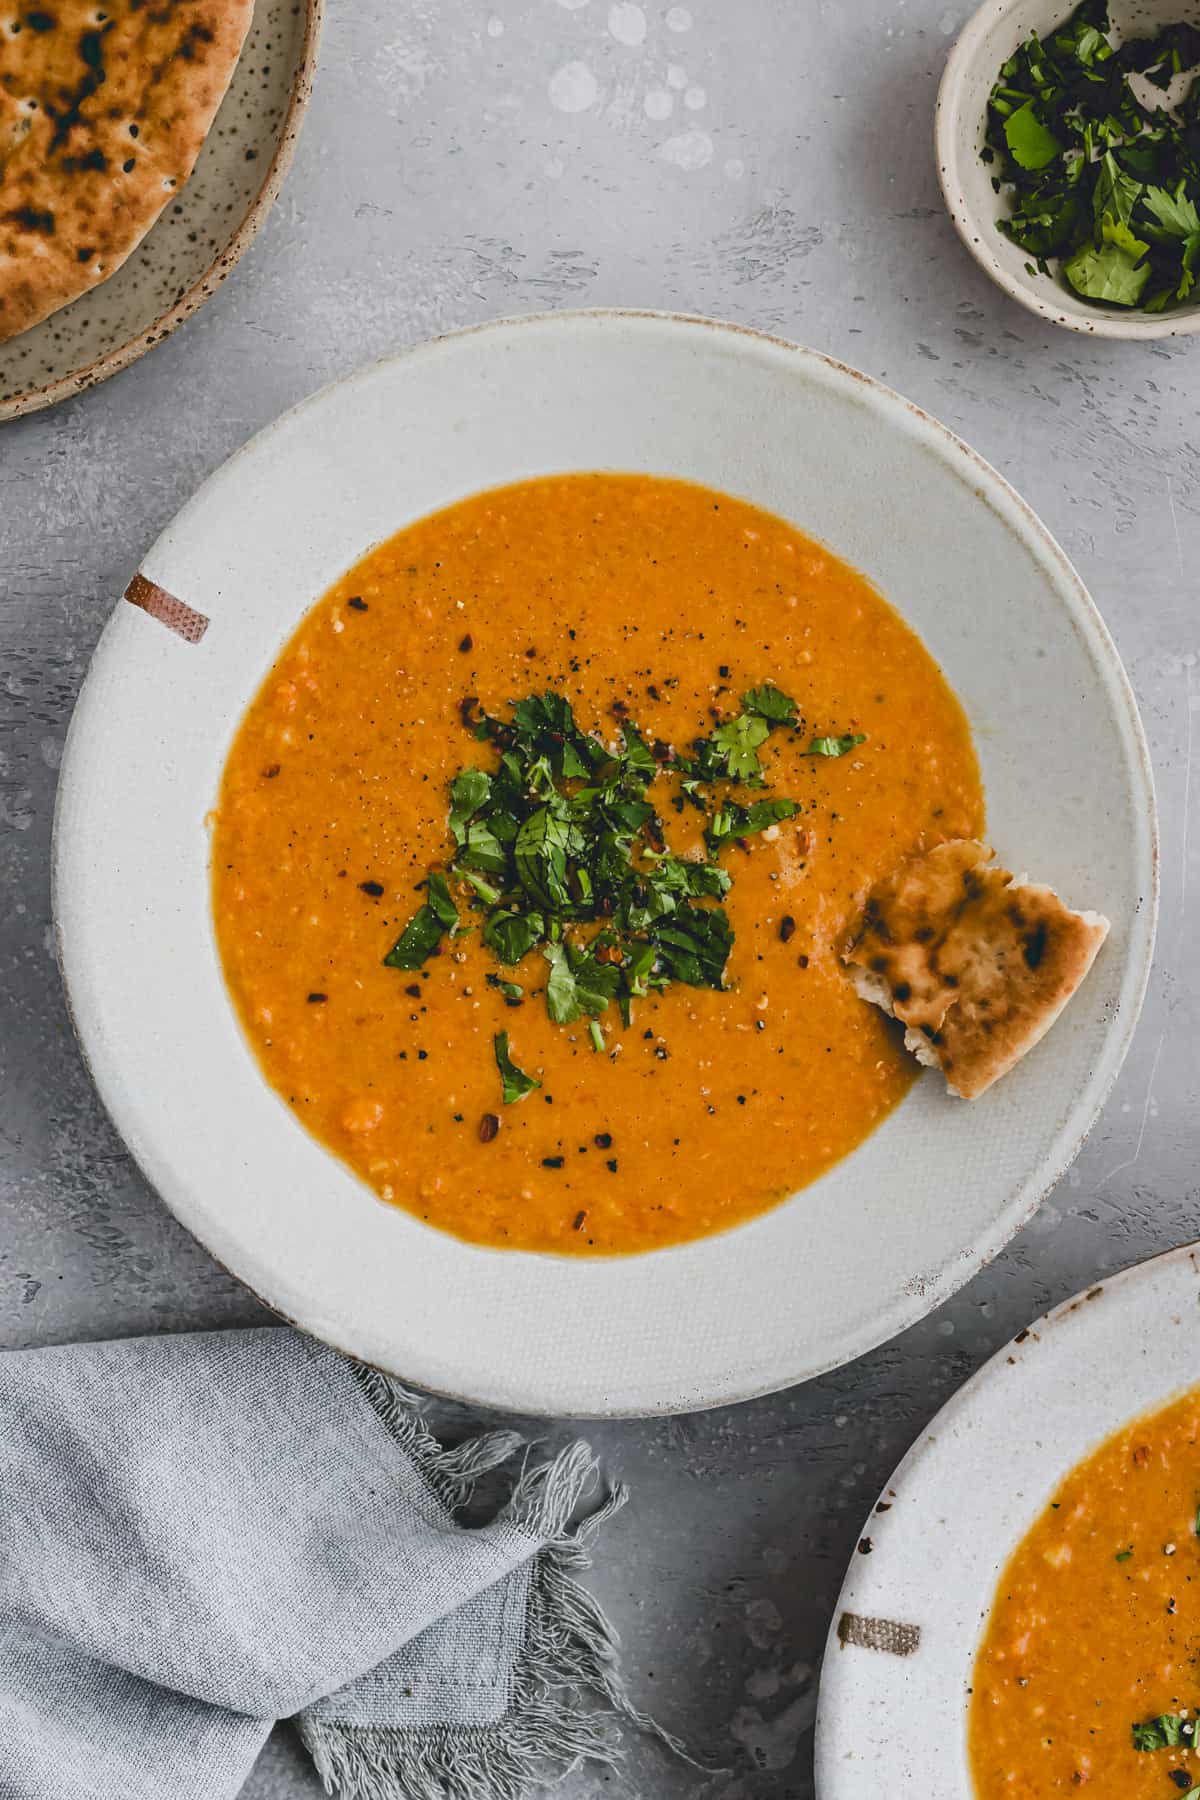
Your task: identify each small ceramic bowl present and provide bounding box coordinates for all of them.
[0,0,322,419]
[936,0,1200,338]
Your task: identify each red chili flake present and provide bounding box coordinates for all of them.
[857,1537,873,1555]
[573,1210,587,1231]
[542,1156,565,1169]
[459,696,480,729]
[405,983,421,998]
[797,828,814,855]
[478,1114,500,1143]
[779,915,796,943]
[718,664,731,679]
[458,634,473,653]
[798,954,810,969]
[359,880,384,897]
[347,596,368,612]
[263,763,281,780]
[307,993,327,1004]
[605,1158,618,1173]
[594,1132,613,1149]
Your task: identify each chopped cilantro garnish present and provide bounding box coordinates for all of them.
[493,1030,539,1104]
[543,939,620,1024]
[382,872,458,970]
[982,1,1200,311]
[383,686,866,1102]
[806,733,866,758]
[1131,1710,1198,1751]
[1004,99,1062,171]
[742,684,799,725]
[1115,1545,1134,1562]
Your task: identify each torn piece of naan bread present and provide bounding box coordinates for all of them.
[0,0,254,344]
[844,839,1109,1100]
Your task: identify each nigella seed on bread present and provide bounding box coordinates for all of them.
[0,0,254,344]
[844,839,1109,1100]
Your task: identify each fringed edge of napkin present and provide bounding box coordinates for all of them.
[298,1367,696,1800]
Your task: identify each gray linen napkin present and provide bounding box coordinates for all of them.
[0,1327,655,1800]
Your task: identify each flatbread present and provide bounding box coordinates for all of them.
[0,0,254,344]
[844,839,1109,1100]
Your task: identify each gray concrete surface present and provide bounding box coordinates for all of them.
[2,1,1197,1794]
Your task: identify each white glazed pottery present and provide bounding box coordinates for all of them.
[937,0,1200,338]
[815,1241,1200,1794]
[52,310,1157,1417]
[0,0,322,419]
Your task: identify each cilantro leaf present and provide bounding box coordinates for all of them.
[742,684,798,724]
[1004,101,1062,171]
[706,796,799,852]
[514,805,577,911]
[543,940,621,1024]
[806,733,866,758]
[1100,213,1150,259]
[1131,1711,1193,1750]
[448,768,491,846]
[982,6,1200,313]
[619,722,658,783]
[383,873,458,970]
[1064,238,1151,304]
[1144,181,1200,239]
[493,1030,540,1104]
[484,908,544,965]
[457,817,508,876]
[649,906,734,989]
[1093,151,1141,231]
[710,712,770,781]
[385,684,820,1059]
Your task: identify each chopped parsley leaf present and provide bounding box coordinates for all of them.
[1132,1710,1197,1751]
[982,1,1200,311]
[383,686,866,1101]
[493,1030,540,1104]
[382,872,458,970]
[806,733,866,758]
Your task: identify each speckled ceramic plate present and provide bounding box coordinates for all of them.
[52,311,1157,1417]
[815,1242,1200,1793]
[0,0,321,419]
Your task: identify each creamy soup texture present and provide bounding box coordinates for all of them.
[212,474,982,1253]
[971,1386,1200,1798]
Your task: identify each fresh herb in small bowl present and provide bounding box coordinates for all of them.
[982,0,1200,311]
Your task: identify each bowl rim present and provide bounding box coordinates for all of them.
[0,0,324,421]
[51,308,1160,1416]
[935,0,1200,340]
[814,1238,1200,1792]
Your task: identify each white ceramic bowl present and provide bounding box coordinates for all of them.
[816,1241,1200,1793]
[0,0,321,419]
[937,0,1200,338]
[53,311,1157,1417]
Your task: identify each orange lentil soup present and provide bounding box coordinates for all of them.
[211,474,982,1254]
[971,1387,1200,1798]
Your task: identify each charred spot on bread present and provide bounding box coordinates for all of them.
[844,839,1109,1101]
